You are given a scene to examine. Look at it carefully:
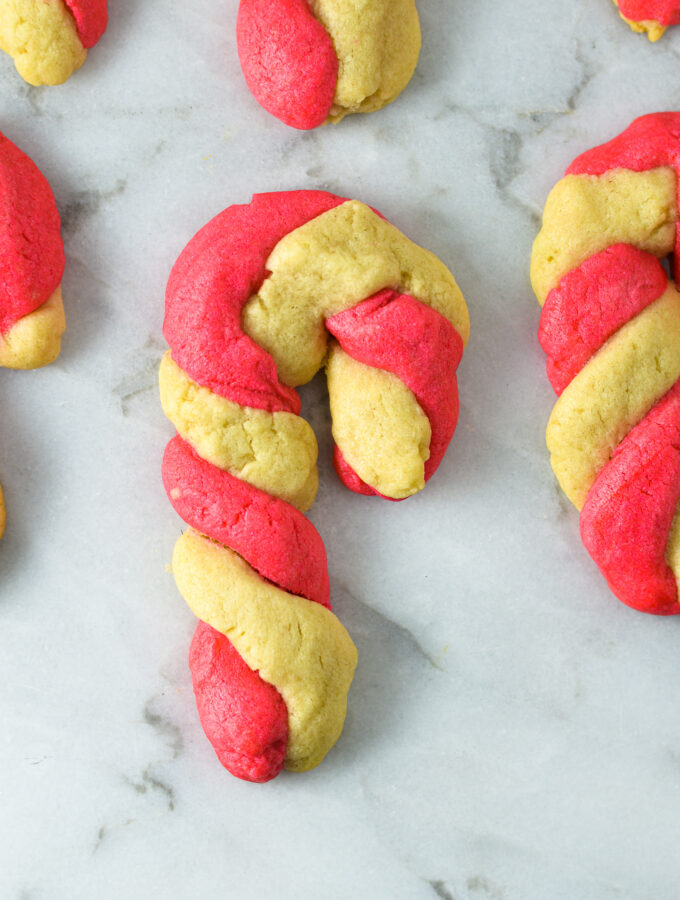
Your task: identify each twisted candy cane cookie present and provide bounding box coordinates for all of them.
[613,0,680,40]
[236,0,421,129]
[161,191,469,781]
[530,113,680,616]
[0,0,108,85]
[0,131,66,538]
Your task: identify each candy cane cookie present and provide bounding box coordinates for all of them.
[530,113,680,615]
[236,0,421,129]
[0,0,108,85]
[612,0,680,39]
[0,131,66,539]
[161,190,469,781]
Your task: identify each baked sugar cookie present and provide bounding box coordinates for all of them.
[532,112,680,615]
[612,0,680,40]
[237,0,421,129]
[0,131,66,537]
[0,0,108,85]
[161,190,469,780]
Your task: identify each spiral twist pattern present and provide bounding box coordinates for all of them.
[161,191,469,781]
[531,113,680,615]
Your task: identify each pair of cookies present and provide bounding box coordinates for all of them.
[156,1,460,783]
[0,0,419,128]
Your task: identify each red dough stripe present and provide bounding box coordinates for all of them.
[0,133,64,336]
[539,245,668,395]
[163,436,330,609]
[327,289,464,496]
[190,622,289,783]
[617,0,680,26]
[567,113,680,177]
[63,0,108,49]
[581,381,680,615]
[164,191,346,413]
[237,0,338,130]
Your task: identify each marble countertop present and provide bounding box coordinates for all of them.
[2,1,680,897]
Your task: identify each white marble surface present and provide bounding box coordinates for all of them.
[2,1,680,897]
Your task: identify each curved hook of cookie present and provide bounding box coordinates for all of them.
[613,0,680,40]
[531,113,680,615]
[0,0,108,85]
[237,0,421,128]
[161,191,469,780]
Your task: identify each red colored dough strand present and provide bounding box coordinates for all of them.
[63,0,108,49]
[580,381,680,615]
[0,132,64,336]
[237,0,338,130]
[190,622,289,783]
[163,436,330,609]
[164,191,346,413]
[539,245,668,395]
[617,0,680,26]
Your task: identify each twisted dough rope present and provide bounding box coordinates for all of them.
[530,112,680,616]
[236,0,420,129]
[612,0,680,39]
[0,0,107,85]
[160,191,469,781]
[0,131,66,538]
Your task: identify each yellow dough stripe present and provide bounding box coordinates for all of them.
[311,0,421,122]
[547,285,680,509]
[160,352,319,512]
[0,287,65,370]
[531,168,677,305]
[0,0,86,86]
[326,346,432,498]
[172,532,357,772]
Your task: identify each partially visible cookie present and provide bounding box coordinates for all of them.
[531,113,680,616]
[0,130,66,538]
[613,0,680,40]
[0,0,108,85]
[237,0,421,129]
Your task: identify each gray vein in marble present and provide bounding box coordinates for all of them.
[112,336,164,417]
[337,581,444,672]
[564,39,600,116]
[61,178,127,236]
[124,768,175,811]
[428,879,457,900]
[467,875,505,900]
[142,697,183,759]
